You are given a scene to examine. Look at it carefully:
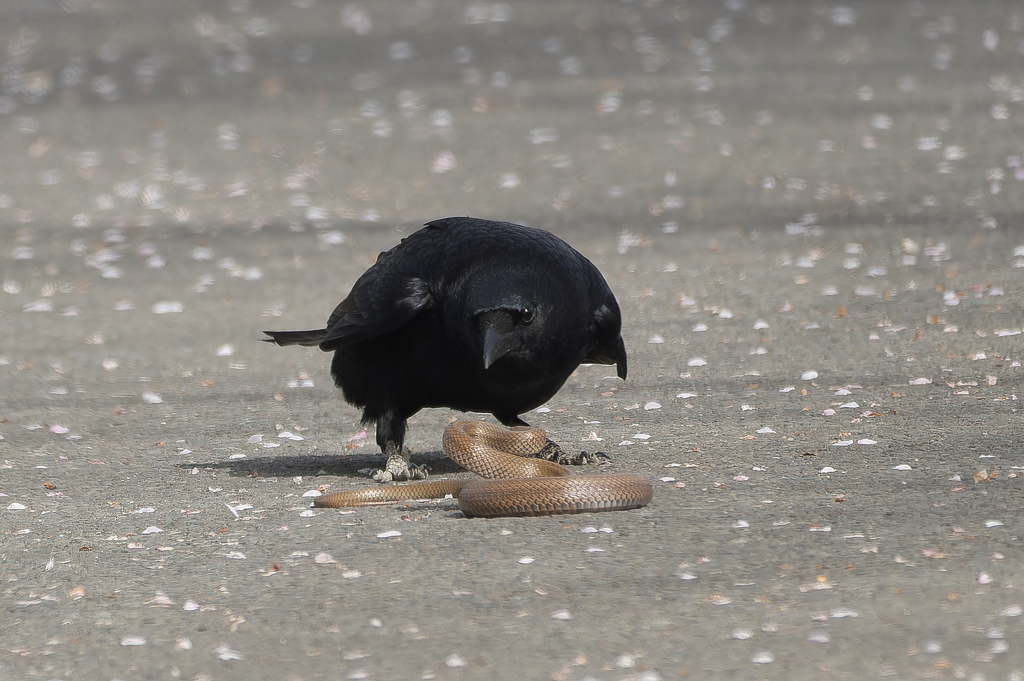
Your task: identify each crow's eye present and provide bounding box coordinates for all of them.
[521,307,534,323]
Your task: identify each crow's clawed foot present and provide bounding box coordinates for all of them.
[371,452,428,483]
[534,440,611,466]
[580,450,612,465]
[533,439,567,462]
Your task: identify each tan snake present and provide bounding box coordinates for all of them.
[315,420,653,518]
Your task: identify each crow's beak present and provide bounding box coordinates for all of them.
[479,309,522,369]
[483,327,519,369]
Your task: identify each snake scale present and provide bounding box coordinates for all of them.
[315,420,653,518]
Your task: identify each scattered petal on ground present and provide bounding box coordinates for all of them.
[445,654,466,668]
[151,301,183,314]
[214,644,243,661]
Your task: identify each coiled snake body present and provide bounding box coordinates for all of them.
[315,420,653,518]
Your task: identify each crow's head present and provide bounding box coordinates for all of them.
[472,298,540,369]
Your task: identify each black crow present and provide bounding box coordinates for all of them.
[263,217,627,481]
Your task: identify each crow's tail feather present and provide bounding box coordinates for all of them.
[262,329,328,347]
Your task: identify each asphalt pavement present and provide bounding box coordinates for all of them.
[1,2,1023,680]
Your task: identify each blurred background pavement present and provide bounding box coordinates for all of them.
[1,2,1023,680]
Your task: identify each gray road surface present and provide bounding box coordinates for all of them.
[1,2,1023,680]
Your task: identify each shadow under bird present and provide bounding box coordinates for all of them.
[263,217,627,481]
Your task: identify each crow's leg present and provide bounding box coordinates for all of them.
[370,411,427,482]
[372,442,428,482]
[494,412,530,428]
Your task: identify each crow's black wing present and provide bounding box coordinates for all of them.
[265,242,438,350]
[319,273,433,350]
[262,328,328,347]
[317,223,453,351]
